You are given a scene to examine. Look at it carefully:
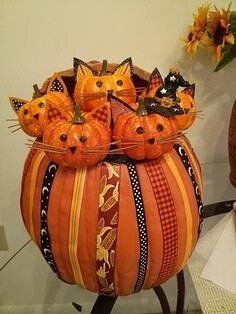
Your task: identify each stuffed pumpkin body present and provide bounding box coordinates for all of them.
[20,135,203,296]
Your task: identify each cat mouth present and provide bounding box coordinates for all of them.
[69,146,77,154]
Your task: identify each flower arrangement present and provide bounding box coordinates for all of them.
[184,3,236,71]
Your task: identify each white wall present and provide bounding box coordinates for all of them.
[0,0,235,312]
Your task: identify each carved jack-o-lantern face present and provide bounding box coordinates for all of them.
[112,98,178,160]
[42,104,111,167]
[73,58,137,112]
[9,76,74,137]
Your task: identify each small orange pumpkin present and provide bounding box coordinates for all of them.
[73,58,137,112]
[9,76,74,137]
[173,86,196,130]
[112,98,178,160]
[42,104,111,167]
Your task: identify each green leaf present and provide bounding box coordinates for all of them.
[214,44,236,71]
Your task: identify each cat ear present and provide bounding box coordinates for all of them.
[110,96,135,123]
[145,68,164,96]
[182,84,195,98]
[9,97,28,114]
[47,75,69,96]
[45,99,73,123]
[73,58,94,81]
[85,103,111,128]
[112,57,133,77]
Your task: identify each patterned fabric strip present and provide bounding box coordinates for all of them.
[145,160,178,283]
[40,162,59,275]
[30,152,45,242]
[174,144,204,234]
[69,167,87,287]
[96,162,120,295]
[127,162,148,293]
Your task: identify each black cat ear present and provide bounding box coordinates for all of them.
[112,57,133,77]
[47,75,69,95]
[182,84,195,98]
[145,68,164,96]
[110,96,135,123]
[9,97,28,114]
[73,58,94,81]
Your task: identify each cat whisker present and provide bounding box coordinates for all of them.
[6,118,19,121]
[94,140,121,149]
[84,144,140,154]
[27,139,66,151]
[83,151,126,155]
[10,126,22,133]
[26,144,66,154]
[8,123,21,129]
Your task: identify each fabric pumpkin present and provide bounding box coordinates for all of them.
[73,58,137,112]
[42,104,111,167]
[20,135,203,296]
[9,76,74,137]
[112,98,178,160]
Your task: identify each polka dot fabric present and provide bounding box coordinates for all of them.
[127,162,148,293]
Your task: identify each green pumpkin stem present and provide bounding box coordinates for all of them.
[136,96,148,116]
[100,60,108,76]
[33,84,42,98]
[73,104,85,124]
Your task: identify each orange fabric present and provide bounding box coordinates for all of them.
[77,165,100,292]
[48,167,76,283]
[114,165,139,296]
[171,150,200,267]
[136,163,164,289]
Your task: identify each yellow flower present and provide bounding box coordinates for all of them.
[206,4,235,62]
[184,4,210,58]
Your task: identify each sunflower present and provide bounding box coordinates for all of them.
[207,4,235,61]
[184,4,210,58]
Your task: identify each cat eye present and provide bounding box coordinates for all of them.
[96,81,103,88]
[23,109,29,115]
[136,127,144,134]
[38,102,45,108]
[60,134,67,142]
[116,80,123,86]
[79,135,87,143]
[157,124,164,132]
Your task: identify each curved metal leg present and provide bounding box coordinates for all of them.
[176,270,185,314]
[91,295,118,314]
[153,286,171,314]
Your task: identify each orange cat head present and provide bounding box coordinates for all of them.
[73,58,137,111]
[9,76,74,137]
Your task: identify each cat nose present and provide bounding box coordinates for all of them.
[69,146,77,154]
[34,113,39,120]
[148,138,155,145]
[107,90,114,100]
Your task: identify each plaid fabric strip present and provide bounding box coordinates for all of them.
[127,162,148,293]
[145,160,178,283]
[40,162,60,276]
[90,106,109,125]
[47,105,65,122]
[96,162,120,295]
[174,144,204,235]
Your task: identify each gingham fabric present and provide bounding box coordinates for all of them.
[88,105,110,126]
[47,104,67,122]
[145,161,178,283]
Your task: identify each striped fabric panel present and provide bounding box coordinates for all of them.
[145,160,178,283]
[127,162,148,293]
[40,162,59,275]
[96,162,120,295]
[68,167,87,287]
[174,144,204,234]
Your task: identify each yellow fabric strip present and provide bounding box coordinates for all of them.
[69,167,87,287]
[163,154,193,269]
[29,152,45,242]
